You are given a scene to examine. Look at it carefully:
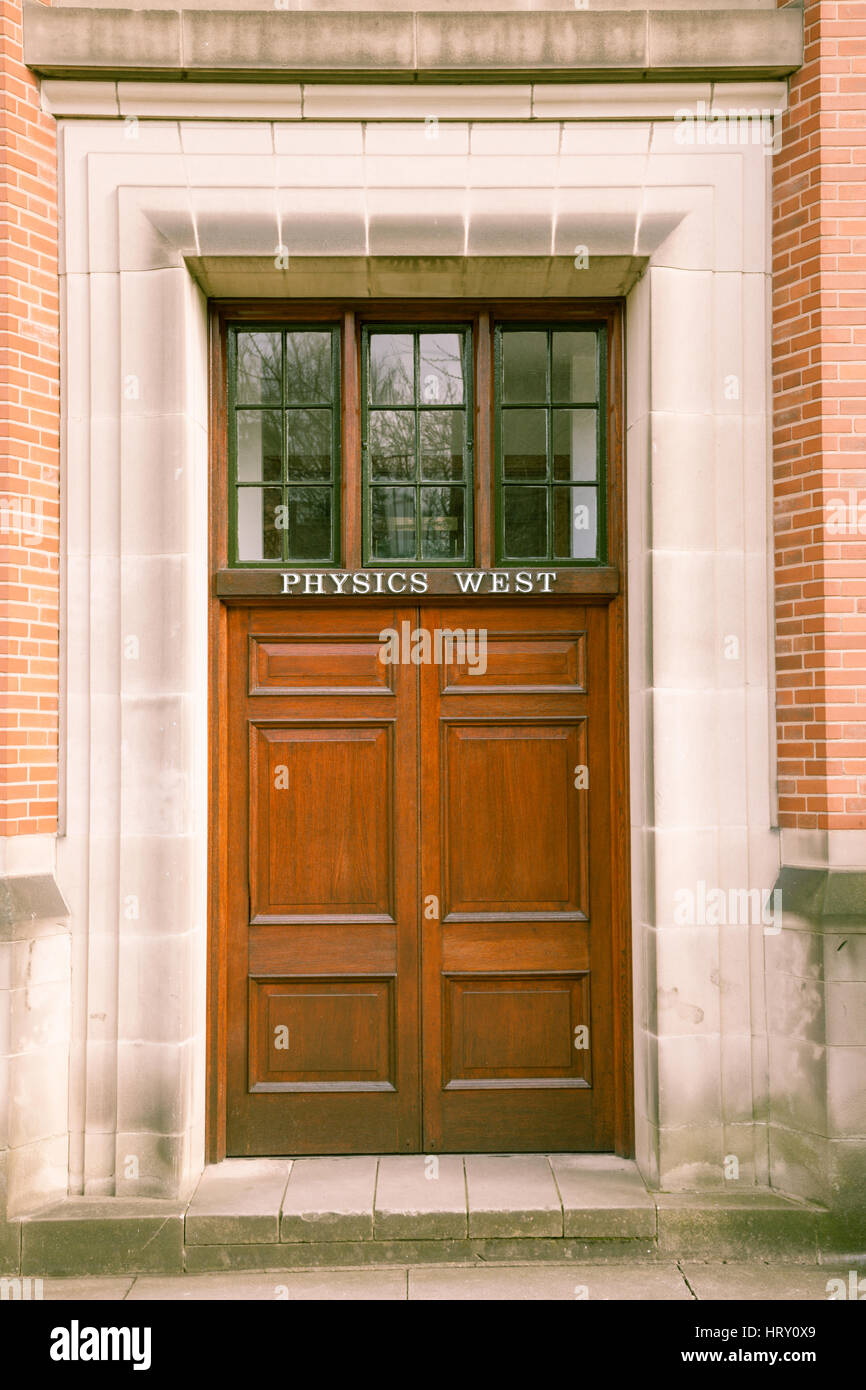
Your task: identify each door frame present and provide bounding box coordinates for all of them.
[206,298,633,1161]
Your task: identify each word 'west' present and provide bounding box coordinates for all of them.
[379,622,488,674]
[280,570,558,595]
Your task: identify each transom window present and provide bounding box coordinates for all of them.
[496,326,604,564]
[362,327,472,565]
[225,313,608,569]
[229,326,340,565]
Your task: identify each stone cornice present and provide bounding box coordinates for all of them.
[23,5,804,82]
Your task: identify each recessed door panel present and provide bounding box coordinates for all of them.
[250,722,393,920]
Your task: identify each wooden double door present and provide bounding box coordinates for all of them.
[224,600,615,1154]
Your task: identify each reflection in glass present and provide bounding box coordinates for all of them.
[552,410,597,482]
[371,486,416,559]
[237,486,282,561]
[237,410,282,482]
[551,332,597,402]
[554,486,597,560]
[421,487,465,559]
[285,331,332,404]
[370,410,415,480]
[370,334,414,405]
[503,410,547,479]
[419,333,464,405]
[420,412,464,479]
[503,331,547,403]
[286,409,331,480]
[285,487,332,559]
[503,486,546,557]
[236,332,281,404]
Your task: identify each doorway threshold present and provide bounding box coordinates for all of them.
[16,1155,828,1277]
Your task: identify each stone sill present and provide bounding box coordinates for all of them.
[23,5,804,82]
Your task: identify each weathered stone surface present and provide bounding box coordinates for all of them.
[127,1269,406,1299]
[23,6,804,80]
[409,1261,691,1300]
[682,1261,849,1301]
[280,1157,377,1242]
[656,1192,821,1259]
[43,1277,135,1300]
[21,1199,185,1276]
[466,1156,562,1237]
[185,1159,292,1245]
[550,1155,656,1237]
[184,1235,659,1271]
[374,1156,467,1239]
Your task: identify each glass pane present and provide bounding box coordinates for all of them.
[420,411,464,480]
[503,409,547,480]
[554,486,598,560]
[237,409,282,483]
[237,486,283,562]
[503,486,547,558]
[552,409,597,482]
[370,486,416,559]
[370,410,415,480]
[284,487,332,560]
[503,331,547,403]
[286,409,331,480]
[552,331,597,402]
[285,330,332,404]
[420,333,464,405]
[421,486,465,560]
[236,332,281,404]
[370,333,414,406]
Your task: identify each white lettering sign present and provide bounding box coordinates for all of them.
[280,570,558,595]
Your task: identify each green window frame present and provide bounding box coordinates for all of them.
[494,323,607,566]
[361,325,474,566]
[228,324,341,566]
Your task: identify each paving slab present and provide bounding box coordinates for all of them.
[549,1155,656,1238]
[682,1262,851,1301]
[186,1159,292,1245]
[42,1277,135,1300]
[280,1157,378,1242]
[126,1269,406,1301]
[656,1192,820,1260]
[374,1156,467,1239]
[21,1199,185,1277]
[409,1262,692,1301]
[466,1156,562,1238]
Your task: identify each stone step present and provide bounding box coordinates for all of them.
[17,1156,827,1276]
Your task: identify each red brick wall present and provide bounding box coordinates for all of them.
[773,0,866,829]
[0,0,59,836]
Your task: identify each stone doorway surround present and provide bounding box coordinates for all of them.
[10,72,844,1266]
[42,79,786,1210]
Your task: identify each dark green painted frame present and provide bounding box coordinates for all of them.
[493,322,608,566]
[360,324,474,567]
[227,323,342,567]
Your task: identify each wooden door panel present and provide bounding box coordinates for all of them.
[250,978,394,1088]
[226,604,419,1155]
[250,723,393,919]
[421,603,613,1152]
[442,721,587,916]
[444,975,590,1083]
[441,633,586,694]
[250,635,394,696]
